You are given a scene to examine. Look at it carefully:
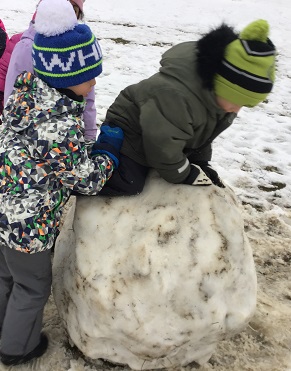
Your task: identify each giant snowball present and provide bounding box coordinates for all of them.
[53,171,257,369]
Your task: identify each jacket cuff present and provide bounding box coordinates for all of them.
[91,143,119,160]
[182,165,200,184]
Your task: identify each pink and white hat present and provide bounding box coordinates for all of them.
[32,0,85,22]
[71,0,85,13]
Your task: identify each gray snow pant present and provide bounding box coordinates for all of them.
[0,243,52,356]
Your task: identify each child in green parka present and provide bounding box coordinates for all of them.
[0,0,123,366]
[97,19,276,196]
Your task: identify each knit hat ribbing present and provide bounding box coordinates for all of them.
[32,0,102,89]
[214,19,276,107]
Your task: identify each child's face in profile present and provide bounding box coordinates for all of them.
[216,96,241,113]
[68,78,96,98]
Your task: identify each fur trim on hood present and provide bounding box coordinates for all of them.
[196,24,238,90]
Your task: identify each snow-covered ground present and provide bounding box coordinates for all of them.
[0,0,290,370]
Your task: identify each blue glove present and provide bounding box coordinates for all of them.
[97,125,124,151]
[91,125,124,167]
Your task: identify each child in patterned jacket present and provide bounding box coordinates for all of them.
[0,0,123,366]
[3,0,99,140]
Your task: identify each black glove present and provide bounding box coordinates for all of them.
[194,161,225,188]
[91,125,124,167]
[183,163,212,186]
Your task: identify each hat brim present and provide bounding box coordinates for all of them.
[214,74,269,107]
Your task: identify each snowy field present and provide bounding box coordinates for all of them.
[0,0,290,370]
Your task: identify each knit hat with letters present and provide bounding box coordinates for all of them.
[32,0,102,88]
[197,19,276,107]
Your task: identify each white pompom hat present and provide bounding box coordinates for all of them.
[32,0,102,88]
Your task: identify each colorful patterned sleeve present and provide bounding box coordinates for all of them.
[43,121,114,195]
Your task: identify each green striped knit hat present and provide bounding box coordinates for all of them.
[214,19,276,107]
[32,0,102,88]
